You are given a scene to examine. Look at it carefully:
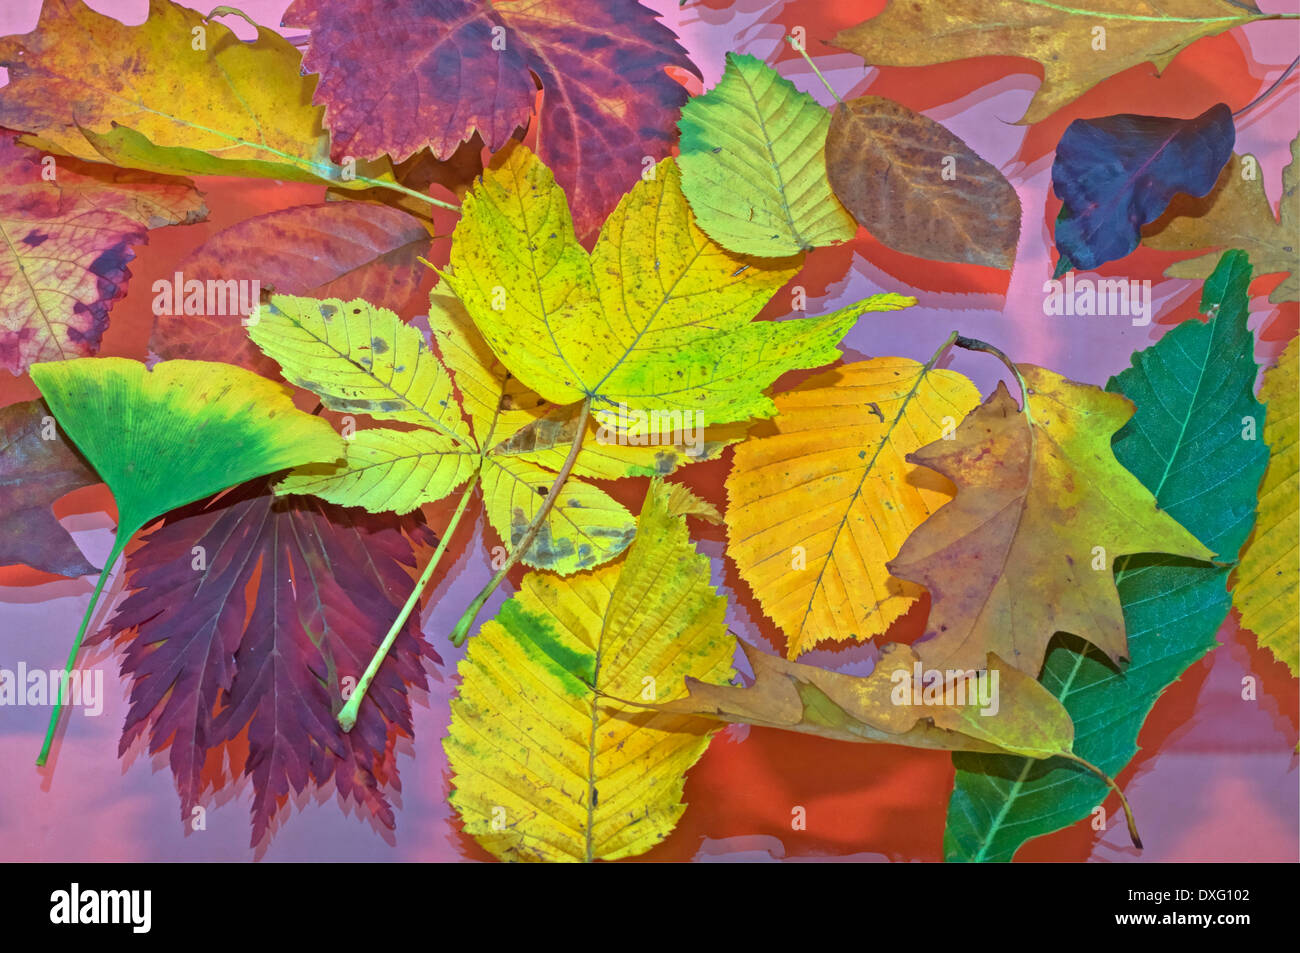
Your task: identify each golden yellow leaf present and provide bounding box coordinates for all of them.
[726,357,981,658]
[0,0,382,188]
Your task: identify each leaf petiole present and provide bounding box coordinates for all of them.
[36,536,127,766]
[449,399,593,646]
[338,470,480,732]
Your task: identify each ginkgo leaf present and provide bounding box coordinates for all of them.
[250,293,638,573]
[0,0,385,189]
[676,53,856,257]
[1143,140,1299,303]
[726,357,981,658]
[1235,337,1298,674]
[152,202,434,375]
[890,362,1216,677]
[0,135,205,374]
[946,250,1269,860]
[0,399,97,577]
[284,0,697,234]
[444,145,913,424]
[29,358,343,549]
[651,642,1074,761]
[832,0,1283,125]
[106,477,437,845]
[824,97,1022,269]
[445,480,735,862]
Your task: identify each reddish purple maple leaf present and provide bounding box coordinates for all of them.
[284,0,698,235]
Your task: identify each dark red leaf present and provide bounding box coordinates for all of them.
[284,0,698,235]
[106,479,439,845]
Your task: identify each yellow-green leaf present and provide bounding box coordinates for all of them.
[28,357,342,543]
[444,144,912,425]
[478,454,635,574]
[446,481,735,862]
[250,295,472,444]
[1235,338,1299,674]
[677,52,855,256]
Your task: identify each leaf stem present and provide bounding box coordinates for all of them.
[36,537,126,766]
[449,399,593,646]
[1233,54,1300,119]
[784,35,845,105]
[926,330,961,369]
[954,335,1033,423]
[338,471,479,732]
[1059,751,1143,850]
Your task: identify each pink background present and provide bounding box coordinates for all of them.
[0,0,1296,861]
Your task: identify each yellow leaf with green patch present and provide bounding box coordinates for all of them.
[445,481,735,862]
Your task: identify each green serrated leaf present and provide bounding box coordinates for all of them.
[944,249,1269,862]
[677,53,856,257]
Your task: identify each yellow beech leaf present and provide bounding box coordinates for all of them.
[0,0,383,189]
[727,357,981,658]
[443,144,913,425]
[889,364,1216,676]
[445,481,735,862]
[1235,338,1299,675]
[832,0,1283,125]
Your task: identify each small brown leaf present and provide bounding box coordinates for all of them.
[824,96,1021,269]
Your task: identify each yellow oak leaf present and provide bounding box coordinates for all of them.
[889,364,1216,676]
[726,357,981,658]
[0,0,384,188]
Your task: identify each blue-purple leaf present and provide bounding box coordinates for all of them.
[1052,104,1234,271]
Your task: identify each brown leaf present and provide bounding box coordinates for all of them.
[1143,141,1298,303]
[825,96,1021,269]
[888,367,1214,677]
[0,399,98,576]
[150,202,431,374]
[644,641,1075,761]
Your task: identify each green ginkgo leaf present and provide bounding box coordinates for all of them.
[28,357,343,764]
